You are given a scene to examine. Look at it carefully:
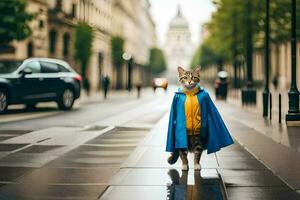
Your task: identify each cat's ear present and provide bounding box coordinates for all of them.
[177,66,185,76]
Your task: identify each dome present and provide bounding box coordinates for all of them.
[170,6,189,28]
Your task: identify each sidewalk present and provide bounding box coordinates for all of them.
[99,98,300,199]
[227,87,289,122]
[215,100,300,199]
[100,114,227,200]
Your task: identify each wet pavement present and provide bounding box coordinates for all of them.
[215,100,300,194]
[0,87,299,199]
[99,112,300,200]
[0,90,169,199]
[0,126,155,199]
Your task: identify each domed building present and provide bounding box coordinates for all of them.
[164,6,194,74]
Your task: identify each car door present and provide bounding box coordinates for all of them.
[39,61,61,99]
[15,60,43,101]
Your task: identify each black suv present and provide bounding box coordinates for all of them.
[0,58,82,113]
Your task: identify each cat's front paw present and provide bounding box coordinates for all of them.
[194,164,201,171]
[181,164,189,171]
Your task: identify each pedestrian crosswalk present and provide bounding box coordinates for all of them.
[47,126,150,168]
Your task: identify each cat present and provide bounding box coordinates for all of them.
[167,66,203,171]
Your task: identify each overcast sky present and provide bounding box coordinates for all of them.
[149,0,215,46]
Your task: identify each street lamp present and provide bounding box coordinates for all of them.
[286,0,300,123]
[122,52,133,91]
[262,0,270,117]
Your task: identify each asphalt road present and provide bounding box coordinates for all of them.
[0,89,169,130]
[0,89,172,199]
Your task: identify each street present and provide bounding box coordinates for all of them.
[0,87,299,199]
[0,89,170,199]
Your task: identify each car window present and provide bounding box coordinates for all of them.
[57,64,70,72]
[23,61,41,73]
[0,61,22,74]
[40,61,60,73]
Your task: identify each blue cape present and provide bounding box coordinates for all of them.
[166,88,234,154]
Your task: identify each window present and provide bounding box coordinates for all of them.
[27,42,34,57]
[63,33,70,58]
[40,61,59,73]
[49,30,57,54]
[24,61,41,73]
[0,61,22,74]
[57,64,70,72]
[71,3,77,18]
[39,20,44,29]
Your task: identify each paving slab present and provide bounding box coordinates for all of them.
[0,144,29,152]
[20,167,119,184]
[100,186,168,200]
[0,137,15,142]
[226,186,300,200]
[121,146,218,169]
[0,153,58,167]
[0,130,32,136]
[18,145,65,154]
[0,183,107,200]
[103,169,224,200]
[100,114,226,200]
[0,167,35,182]
[219,169,286,187]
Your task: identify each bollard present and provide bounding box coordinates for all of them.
[269,93,272,120]
[279,93,282,123]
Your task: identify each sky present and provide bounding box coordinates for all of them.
[149,0,216,46]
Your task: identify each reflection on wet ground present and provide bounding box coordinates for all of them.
[167,169,224,200]
[216,100,300,152]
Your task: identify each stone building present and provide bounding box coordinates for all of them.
[0,0,49,60]
[112,0,156,88]
[47,0,113,91]
[0,0,156,91]
[164,6,194,72]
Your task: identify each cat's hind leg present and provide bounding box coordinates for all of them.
[194,149,202,171]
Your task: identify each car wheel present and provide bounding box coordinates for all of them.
[0,89,8,114]
[58,88,75,110]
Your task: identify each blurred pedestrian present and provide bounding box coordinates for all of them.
[136,82,142,98]
[83,78,90,96]
[272,76,278,90]
[102,75,110,99]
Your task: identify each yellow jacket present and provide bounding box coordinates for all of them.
[184,88,201,135]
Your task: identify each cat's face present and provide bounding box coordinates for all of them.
[178,66,201,90]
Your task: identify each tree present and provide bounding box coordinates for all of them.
[74,22,93,80]
[111,36,124,89]
[196,0,300,69]
[0,0,33,46]
[148,47,167,74]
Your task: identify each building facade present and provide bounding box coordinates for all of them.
[112,0,156,88]
[0,0,49,60]
[164,6,194,72]
[0,0,156,91]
